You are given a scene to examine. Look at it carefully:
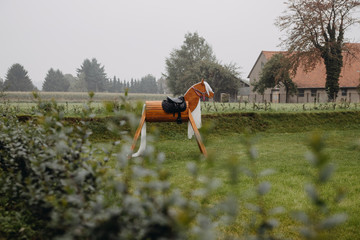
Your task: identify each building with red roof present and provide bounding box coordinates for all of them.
[248,44,360,103]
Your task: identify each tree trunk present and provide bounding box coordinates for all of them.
[321,42,343,102]
[285,85,289,103]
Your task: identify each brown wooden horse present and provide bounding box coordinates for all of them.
[131,79,214,157]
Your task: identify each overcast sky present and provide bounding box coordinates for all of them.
[1,0,359,89]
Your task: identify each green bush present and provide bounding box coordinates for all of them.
[0,95,229,239]
[0,104,98,238]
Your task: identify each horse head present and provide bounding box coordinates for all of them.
[185,79,214,112]
[192,79,214,100]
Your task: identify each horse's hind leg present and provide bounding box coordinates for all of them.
[131,110,146,153]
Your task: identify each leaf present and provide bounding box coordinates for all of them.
[241,167,254,178]
[305,151,317,165]
[267,218,279,228]
[319,164,335,183]
[292,211,309,224]
[246,203,261,213]
[74,169,88,184]
[259,169,276,177]
[102,147,109,155]
[319,213,348,229]
[305,184,319,203]
[257,182,271,196]
[157,152,166,163]
[269,206,285,215]
[187,162,198,177]
[299,227,315,239]
[335,187,346,203]
[249,146,258,159]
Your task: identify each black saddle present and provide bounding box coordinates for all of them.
[167,96,184,104]
[162,96,187,124]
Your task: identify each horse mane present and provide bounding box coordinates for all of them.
[204,81,213,96]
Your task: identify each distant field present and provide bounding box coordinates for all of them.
[0,91,167,116]
[1,91,360,116]
[0,91,167,102]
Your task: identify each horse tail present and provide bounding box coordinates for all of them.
[188,99,202,139]
[132,105,147,157]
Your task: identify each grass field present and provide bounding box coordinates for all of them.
[100,117,360,239]
[157,130,359,239]
[2,92,360,238]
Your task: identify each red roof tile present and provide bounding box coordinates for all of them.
[262,43,360,88]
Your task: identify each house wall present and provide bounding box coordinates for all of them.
[252,89,360,103]
[248,53,294,103]
[338,89,360,103]
[286,89,360,103]
[249,53,267,103]
[287,89,323,103]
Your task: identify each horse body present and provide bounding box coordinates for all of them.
[144,101,189,122]
[131,79,214,157]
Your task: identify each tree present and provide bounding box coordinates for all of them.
[197,61,241,101]
[157,77,166,94]
[42,68,70,92]
[165,32,242,100]
[253,54,297,103]
[4,63,35,91]
[108,76,118,93]
[0,77,3,91]
[77,58,107,92]
[68,73,88,92]
[139,74,157,93]
[276,0,360,101]
[165,32,217,95]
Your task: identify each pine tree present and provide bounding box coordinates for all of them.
[77,58,107,92]
[4,63,35,91]
[42,68,70,92]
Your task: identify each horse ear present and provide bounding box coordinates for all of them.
[201,79,204,84]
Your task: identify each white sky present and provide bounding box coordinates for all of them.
[1,0,359,89]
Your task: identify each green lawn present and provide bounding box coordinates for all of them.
[110,128,360,239]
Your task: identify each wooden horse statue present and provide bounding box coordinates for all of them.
[131,79,214,157]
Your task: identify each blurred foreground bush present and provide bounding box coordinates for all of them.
[0,94,210,239]
[0,93,349,239]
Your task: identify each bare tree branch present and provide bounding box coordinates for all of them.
[276,0,360,100]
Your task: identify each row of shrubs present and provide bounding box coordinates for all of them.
[0,94,352,239]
